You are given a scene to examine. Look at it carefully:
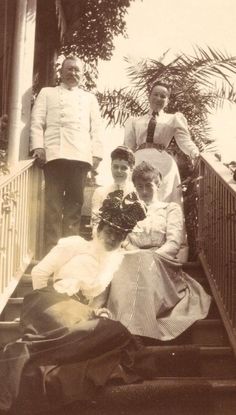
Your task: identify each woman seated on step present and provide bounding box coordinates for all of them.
[91,145,135,228]
[107,161,211,342]
[30,188,145,310]
[92,145,188,262]
[0,193,147,414]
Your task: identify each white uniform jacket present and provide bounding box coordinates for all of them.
[30,84,103,166]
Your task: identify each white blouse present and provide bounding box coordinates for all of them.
[127,201,184,258]
[31,236,123,299]
[124,111,199,159]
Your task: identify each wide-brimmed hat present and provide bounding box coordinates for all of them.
[98,190,147,233]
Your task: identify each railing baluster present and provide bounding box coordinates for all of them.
[232,196,236,326]
[215,176,220,287]
[0,160,43,313]
[199,153,236,354]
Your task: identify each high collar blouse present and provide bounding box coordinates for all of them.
[127,200,184,258]
[124,110,199,159]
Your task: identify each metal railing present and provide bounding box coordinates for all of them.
[0,160,43,313]
[198,153,236,354]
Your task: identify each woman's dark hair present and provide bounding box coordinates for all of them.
[111,146,135,168]
[97,220,127,240]
[149,81,172,96]
[132,161,162,186]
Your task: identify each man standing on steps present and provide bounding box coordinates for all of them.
[30,56,103,254]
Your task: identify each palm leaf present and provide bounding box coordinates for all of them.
[99,46,236,150]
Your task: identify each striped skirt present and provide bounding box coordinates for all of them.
[107,250,211,341]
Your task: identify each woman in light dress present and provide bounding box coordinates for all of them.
[124,81,199,206]
[124,81,199,261]
[107,161,211,342]
[91,145,135,227]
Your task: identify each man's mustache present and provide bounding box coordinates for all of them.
[67,74,80,79]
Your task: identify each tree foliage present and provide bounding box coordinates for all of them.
[62,0,135,62]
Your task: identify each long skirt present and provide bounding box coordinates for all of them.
[107,250,211,341]
[0,287,139,414]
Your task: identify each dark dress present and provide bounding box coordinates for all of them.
[0,287,140,414]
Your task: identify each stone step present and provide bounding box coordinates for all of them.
[207,300,220,318]
[191,318,228,346]
[0,317,227,347]
[144,319,228,347]
[0,321,22,346]
[13,273,33,297]
[0,292,227,348]
[0,316,226,346]
[134,345,236,379]
[0,297,24,322]
[0,319,234,379]
[43,378,236,415]
[18,273,33,284]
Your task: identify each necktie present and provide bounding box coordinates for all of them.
[146,111,158,143]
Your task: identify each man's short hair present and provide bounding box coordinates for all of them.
[132,161,162,185]
[61,55,84,70]
[111,146,135,168]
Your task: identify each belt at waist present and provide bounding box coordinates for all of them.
[135,143,166,152]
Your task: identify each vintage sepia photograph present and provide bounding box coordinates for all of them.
[0,0,236,414]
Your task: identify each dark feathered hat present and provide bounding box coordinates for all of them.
[98,190,147,233]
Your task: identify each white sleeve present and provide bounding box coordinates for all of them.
[30,88,47,152]
[174,112,199,159]
[124,117,137,152]
[156,203,184,258]
[31,236,85,290]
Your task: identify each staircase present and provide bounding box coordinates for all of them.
[0,261,236,415]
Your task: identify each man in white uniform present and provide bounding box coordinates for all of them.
[30,56,103,253]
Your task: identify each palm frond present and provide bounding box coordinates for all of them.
[99,46,236,148]
[97,87,147,126]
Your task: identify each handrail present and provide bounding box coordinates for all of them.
[199,153,236,197]
[0,159,43,314]
[198,153,236,355]
[0,159,34,186]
